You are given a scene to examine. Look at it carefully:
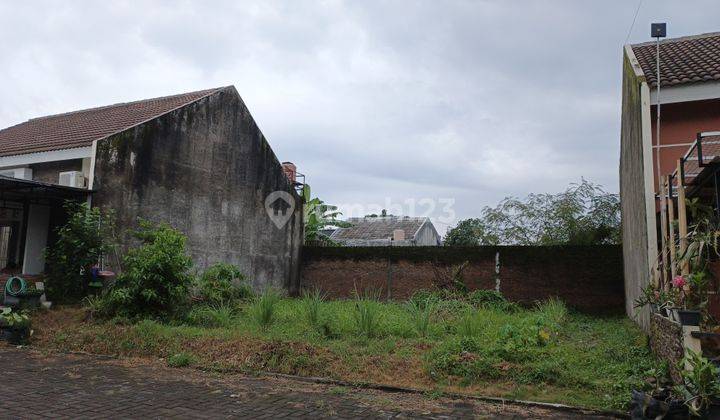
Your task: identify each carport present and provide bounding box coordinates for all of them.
[0,175,91,276]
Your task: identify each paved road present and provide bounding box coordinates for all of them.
[0,347,619,419]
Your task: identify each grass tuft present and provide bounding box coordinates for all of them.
[353,290,382,338]
[250,288,282,330]
[406,298,435,338]
[302,289,326,328]
[167,352,194,368]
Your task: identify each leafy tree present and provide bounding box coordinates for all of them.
[45,201,116,302]
[102,220,193,319]
[444,179,620,246]
[302,185,350,245]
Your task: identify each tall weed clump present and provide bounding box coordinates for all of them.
[406,298,435,338]
[102,221,193,320]
[251,288,282,330]
[458,309,482,337]
[302,289,326,327]
[353,290,382,338]
[535,297,568,327]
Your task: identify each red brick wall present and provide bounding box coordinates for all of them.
[301,246,625,315]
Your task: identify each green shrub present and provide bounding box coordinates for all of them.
[45,201,116,302]
[195,263,253,305]
[467,289,505,306]
[427,336,502,383]
[103,221,193,320]
[408,290,440,308]
[301,289,325,327]
[167,352,194,368]
[250,288,282,330]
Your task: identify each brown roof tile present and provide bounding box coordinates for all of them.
[631,32,720,88]
[0,87,225,157]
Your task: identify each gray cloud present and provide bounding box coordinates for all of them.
[1,0,719,234]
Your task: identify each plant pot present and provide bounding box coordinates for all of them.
[678,310,702,327]
[0,326,29,345]
[668,307,681,323]
[87,282,103,296]
[2,294,19,307]
[659,306,669,317]
[17,294,41,309]
[630,389,688,419]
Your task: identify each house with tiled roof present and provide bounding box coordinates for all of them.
[0,87,302,291]
[620,32,720,327]
[330,216,441,247]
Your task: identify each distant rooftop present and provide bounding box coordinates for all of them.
[630,32,720,88]
[331,216,429,241]
[0,87,227,157]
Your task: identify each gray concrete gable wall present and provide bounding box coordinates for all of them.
[620,51,651,329]
[91,87,302,292]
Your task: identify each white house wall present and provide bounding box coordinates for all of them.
[22,204,50,275]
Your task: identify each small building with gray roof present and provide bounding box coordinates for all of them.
[330,216,441,247]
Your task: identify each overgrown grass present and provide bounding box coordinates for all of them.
[33,292,656,411]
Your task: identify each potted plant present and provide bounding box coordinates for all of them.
[17,287,44,309]
[676,349,720,418]
[634,283,675,317]
[0,307,31,345]
[673,273,709,327]
[630,365,688,419]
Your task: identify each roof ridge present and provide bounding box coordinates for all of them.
[0,86,235,158]
[630,31,720,48]
[28,86,227,122]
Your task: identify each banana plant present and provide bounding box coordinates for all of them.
[302,184,351,245]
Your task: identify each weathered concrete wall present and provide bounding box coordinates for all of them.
[620,48,654,329]
[92,87,302,292]
[302,246,625,314]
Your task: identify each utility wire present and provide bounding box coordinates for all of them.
[624,0,644,44]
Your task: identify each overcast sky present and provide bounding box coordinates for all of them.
[1,1,719,234]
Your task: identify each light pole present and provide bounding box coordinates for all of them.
[651,22,667,287]
[651,23,666,192]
